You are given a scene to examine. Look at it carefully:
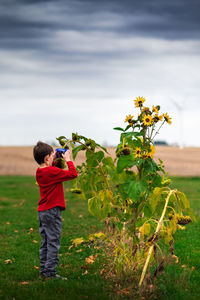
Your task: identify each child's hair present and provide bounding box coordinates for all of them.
[33,141,53,165]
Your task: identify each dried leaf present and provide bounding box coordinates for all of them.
[33,240,38,244]
[4,259,12,264]
[28,228,34,234]
[82,270,88,275]
[34,265,39,270]
[172,254,179,264]
[21,281,29,285]
[85,254,98,264]
[6,222,10,225]
[85,257,94,264]
[65,252,71,255]
[76,249,83,252]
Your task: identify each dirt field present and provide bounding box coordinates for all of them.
[0,146,200,176]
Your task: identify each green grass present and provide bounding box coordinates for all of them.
[0,176,200,299]
[154,177,200,300]
[0,176,108,300]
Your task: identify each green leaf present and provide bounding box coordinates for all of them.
[72,145,84,160]
[124,125,132,131]
[88,193,111,219]
[176,191,190,209]
[86,151,104,167]
[102,157,115,168]
[123,180,147,202]
[123,131,143,139]
[94,143,108,154]
[117,155,136,173]
[56,136,67,141]
[113,127,125,132]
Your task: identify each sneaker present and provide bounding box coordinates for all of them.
[39,273,67,280]
[53,274,68,280]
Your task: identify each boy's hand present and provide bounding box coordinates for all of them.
[62,150,72,162]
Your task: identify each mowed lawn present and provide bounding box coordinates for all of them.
[0,176,200,300]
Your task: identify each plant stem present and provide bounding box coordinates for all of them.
[139,189,173,287]
[151,121,165,141]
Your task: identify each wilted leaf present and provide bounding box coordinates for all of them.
[33,240,38,244]
[139,223,151,238]
[76,249,83,253]
[72,237,86,246]
[6,222,10,225]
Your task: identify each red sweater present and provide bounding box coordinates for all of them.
[36,161,78,211]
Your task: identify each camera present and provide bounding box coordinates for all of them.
[55,148,68,158]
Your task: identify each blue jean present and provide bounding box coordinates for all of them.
[38,206,62,277]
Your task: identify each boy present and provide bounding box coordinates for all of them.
[33,141,78,279]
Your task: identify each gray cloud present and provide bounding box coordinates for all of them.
[0,0,200,146]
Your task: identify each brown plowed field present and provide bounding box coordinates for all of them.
[0,146,199,176]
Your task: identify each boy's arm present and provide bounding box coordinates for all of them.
[51,150,78,183]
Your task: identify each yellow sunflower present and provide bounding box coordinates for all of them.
[142,114,153,126]
[153,114,163,122]
[142,107,150,113]
[163,113,172,124]
[134,96,145,108]
[133,147,142,158]
[125,114,134,123]
[152,105,159,114]
[147,144,156,158]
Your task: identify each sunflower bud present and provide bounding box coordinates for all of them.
[72,133,79,141]
[55,158,66,169]
[85,139,92,146]
[59,139,66,146]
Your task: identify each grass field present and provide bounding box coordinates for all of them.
[0,176,200,299]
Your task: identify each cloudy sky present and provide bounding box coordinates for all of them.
[0,0,200,147]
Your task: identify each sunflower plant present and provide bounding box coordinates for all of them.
[56,96,194,289]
